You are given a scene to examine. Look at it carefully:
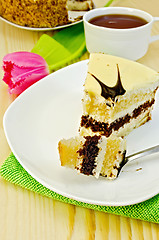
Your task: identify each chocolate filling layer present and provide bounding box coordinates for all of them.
[81,99,154,137]
[77,135,101,175]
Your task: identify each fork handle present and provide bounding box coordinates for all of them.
[126,145,159,162]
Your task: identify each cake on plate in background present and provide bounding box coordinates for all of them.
[0,0,93,28]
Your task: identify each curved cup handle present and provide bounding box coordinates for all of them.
[150,17,159,43]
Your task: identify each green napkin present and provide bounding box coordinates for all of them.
[1,153,159,224]
[32,22,86,72]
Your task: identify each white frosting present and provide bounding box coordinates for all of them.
[92,136,107,178]
[85,53,159,96]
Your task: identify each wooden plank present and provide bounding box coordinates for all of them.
[0,0,159,239]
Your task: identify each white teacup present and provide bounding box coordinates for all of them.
[83,7,159,60]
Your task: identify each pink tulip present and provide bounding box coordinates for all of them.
[2,52,49,95]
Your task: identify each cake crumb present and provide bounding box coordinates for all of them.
[136,167,142,171]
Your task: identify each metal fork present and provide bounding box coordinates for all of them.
[121,145,159,171]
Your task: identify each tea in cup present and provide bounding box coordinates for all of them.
[83,7,159,60]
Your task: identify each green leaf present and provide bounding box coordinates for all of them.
[104,0,115,7]
[31,22,86,71]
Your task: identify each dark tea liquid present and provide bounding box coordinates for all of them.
[89,14,148,29]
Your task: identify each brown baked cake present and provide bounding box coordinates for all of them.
[0,0,93,28]
[58,135,126,179]
[0,0,69,28]
[80,53,159,138]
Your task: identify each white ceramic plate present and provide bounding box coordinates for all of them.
[3,60,159,206]
[0,11,86,31]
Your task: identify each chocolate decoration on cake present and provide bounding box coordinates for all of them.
[90,64,126,101]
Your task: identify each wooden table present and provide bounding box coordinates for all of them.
[0,0,159,239]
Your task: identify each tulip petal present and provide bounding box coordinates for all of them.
[2,52,49,95]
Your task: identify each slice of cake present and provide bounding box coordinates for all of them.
[67,0,93,11]
[58,135,126,179]
[80,53,159,138]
